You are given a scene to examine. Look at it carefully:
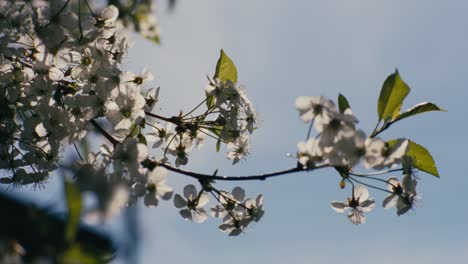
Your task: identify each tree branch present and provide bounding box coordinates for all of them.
[89,119,119,146]
[157,162,331,181]
[145,111,177,123]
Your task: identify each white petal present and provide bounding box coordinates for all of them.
[114,118,132,130]
[354,185,369,201]
[183,184,197,199]
[295,96,311,111]
[211,205,227,218]
[157,184,173,200]
[256,194,264,207]
[359,199,375,212]
[136,143,148,162]
[229,229,242,236]
[35,123,48,137]
[101,5,119,21]
[382,194,397,209]
[231,187,245,201]
[347,209,365,225]
[386,176,400,191]
[331,201,348,213]
[402,174,417,195]
[173,194,186,208]
[132,182,146,197]
[193,209,208,223]
[197,193,210,208]
[396,199,412,216]
[179,209,192,221]
[144,194,159,207]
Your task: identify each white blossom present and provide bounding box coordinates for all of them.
[136,167,174,207]
[331,185,375,225]
[226,135,250,164]
[173,184,210,223]
[382,174,418,215]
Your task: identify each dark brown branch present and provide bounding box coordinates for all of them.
[157,162,331,181]
[145,111,179,124]
[89,119,119,146]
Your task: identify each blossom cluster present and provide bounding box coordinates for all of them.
[295,96,408,170]
[295,96,420,224]
[173,184,264,236]
[205,77,258,164]
[0,1,134,187]
[0,0,260,227]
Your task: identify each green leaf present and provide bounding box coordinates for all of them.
[378,69,410,122]
[138,133,147,145]
[64,180,82,243]
[392,102,445,123]
[129,124,141,138]
[206,93,216,109]
[406,140,440,177]
[216,139,221,152]
[388,139,440,177]
[214,49,238,83]
[61,244,101,264]
[338,93,351,113]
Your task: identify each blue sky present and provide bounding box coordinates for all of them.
[3,1,468,263]
[128,1,468,263]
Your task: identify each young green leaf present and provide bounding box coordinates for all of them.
[338,93,351,113]
[64,180,82,243]
[378,70,410,122]
[129,124,141,138]
[405,140,440,177]
[60,244,101,264]
[206,93,216,109]
[138,133,147,145]
[214,49,238,83]
[392,102,445,123]
[388,139,439,177]
[216,139,221,152]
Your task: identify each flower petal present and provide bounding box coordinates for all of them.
[231,187,245,201]
[179,209,192,221]
[354,185,369,201]
[197,193,210,208]
[331,201,348,213]
[347,208,365,225]
[173,194,186,208]
[193,209,208,223]
[382,194,397,209]
[144,194,159,207]
[183,184,197,199]
[359,199,375,212]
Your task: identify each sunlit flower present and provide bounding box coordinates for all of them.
[382,174,418,215]
[244,194,264,222]
[133,167,173,207]
[363,139,408,169]
[226,135,250,164]
[295,96,337,124]
[211,187,245,218]
[331,185,375,225]
[173,184,210,223]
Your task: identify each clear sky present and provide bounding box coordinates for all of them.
[128,1,468,263]
[3,1,468,263]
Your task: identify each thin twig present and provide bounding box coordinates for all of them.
[349,168,403,177]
